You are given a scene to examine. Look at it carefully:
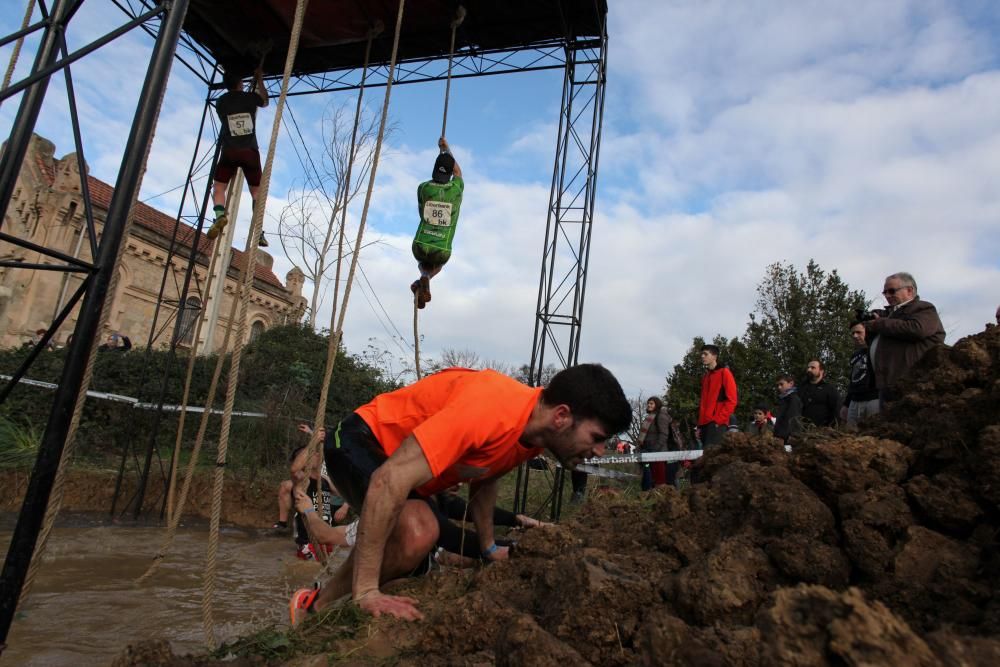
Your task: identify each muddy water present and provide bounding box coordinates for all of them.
[0,513,341,666]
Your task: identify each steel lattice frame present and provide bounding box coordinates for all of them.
[0,0,191,650]
[514,30,608,520]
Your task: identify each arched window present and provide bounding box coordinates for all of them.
[178,296,201,345]
[249,320,265,343]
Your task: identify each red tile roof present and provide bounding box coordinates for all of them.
[85,176,285,289]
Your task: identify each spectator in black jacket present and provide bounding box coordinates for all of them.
[774,375,802,444]
[799,359,839,427]
[841,322,880,427]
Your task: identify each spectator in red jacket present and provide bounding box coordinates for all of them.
[697,344,738,448]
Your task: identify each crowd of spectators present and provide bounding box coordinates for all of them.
[635,271,950,484]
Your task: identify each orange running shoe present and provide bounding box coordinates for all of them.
[289,586,320,627]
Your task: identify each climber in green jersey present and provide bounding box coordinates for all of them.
[411,137,463,309]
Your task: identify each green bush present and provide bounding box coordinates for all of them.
[0,325,399,472]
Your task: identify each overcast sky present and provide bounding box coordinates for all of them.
[3,1,999,401]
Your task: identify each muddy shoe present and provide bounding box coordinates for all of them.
[258,231,269,248]
[289,586,320,627]
[206,213,228,240]
[265,521,287,537]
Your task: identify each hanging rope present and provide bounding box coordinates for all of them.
[298,0,407,558]
[411,5,465,373]
[440,5,466,138]
[297,27,376,565]
[141,62,265,578]
[136,178,244,584]
[201,0,310,647]
[18,47,171,606]
[413,299,422,379]
[0,0,36,99]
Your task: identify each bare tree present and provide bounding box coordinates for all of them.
[276,100,394,328]
[424,347,518,378]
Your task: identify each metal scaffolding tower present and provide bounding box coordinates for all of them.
[0,0,192,649]
[514,26,608,520]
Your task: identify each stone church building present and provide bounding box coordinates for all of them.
[0,135,306,351]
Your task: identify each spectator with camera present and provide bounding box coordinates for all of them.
[861,272,945,403]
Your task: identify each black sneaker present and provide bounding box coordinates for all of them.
[258,231,269,247]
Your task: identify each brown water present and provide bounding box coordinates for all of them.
[0,513,340,666]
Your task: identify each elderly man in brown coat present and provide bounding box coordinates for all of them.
[864,271,945,403]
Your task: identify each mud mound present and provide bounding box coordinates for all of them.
[369,326,1000,665]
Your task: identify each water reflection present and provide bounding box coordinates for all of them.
[0,513,339,666]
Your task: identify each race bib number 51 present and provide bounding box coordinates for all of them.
[227,112,253,137]
[422,200,453,226]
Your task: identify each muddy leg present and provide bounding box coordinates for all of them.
[313,499,438,611]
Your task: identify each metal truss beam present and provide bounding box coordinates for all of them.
[0,0,191,651]
[514,20,608,522]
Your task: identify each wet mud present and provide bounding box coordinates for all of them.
[116,325,1000,665]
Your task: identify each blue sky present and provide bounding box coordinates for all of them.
[3,0,1000,401]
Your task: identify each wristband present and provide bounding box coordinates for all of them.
[302,507,316,515]
[481,543,498,559]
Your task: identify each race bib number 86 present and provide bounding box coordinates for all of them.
[422,200,453,226]
[227,113,253,137]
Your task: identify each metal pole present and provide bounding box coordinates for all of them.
[0,0,74,234]
[0,0,190,650]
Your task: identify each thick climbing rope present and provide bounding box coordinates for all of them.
[164,176,246,523]
[201,0,309,647]
[136,180,244,585]
[0,0,36,98]
[296,29,376,564]
[296,0,406,564]
[333,0,406,338]
[412,6,466,365]
[439,5,466,138]
[18,43,171,605]
[413,300,422,379]
[142,63,264,577]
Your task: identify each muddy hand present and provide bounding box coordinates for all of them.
[293,489,312,513]
[357,591,423,621]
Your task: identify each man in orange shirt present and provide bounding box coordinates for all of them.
[289,364,630,623]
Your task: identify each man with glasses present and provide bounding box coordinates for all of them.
[864,272,945,404]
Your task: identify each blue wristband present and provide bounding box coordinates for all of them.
[481,543,498,559]
[303,507,316,515]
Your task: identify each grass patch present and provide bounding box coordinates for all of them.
[0,416,40,469]
[213,602,371,662]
